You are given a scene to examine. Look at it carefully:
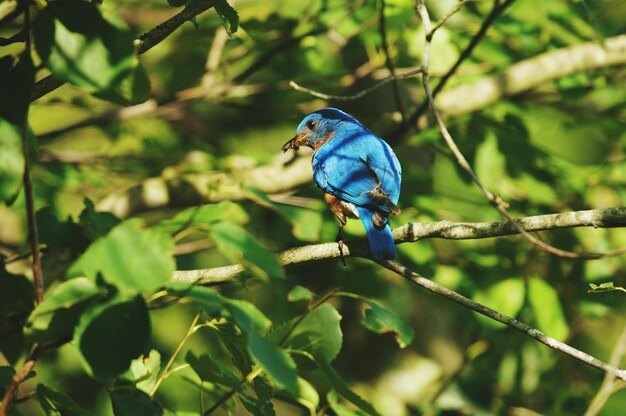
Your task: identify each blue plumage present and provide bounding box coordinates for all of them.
[282,108,402,260]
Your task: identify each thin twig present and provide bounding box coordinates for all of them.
[399,0,515,138]
[0,345,42,416]
[417,0,596,259]
[289,67,423,101]
[379,259,626,382]
[429,0,472,36]
[149,310,202,397]
[378,0,407,124]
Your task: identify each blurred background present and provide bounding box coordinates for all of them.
[2,0,626,414]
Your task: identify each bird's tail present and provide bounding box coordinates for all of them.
[355,206,396,260]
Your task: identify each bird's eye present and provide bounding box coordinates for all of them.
[306,119,318,130]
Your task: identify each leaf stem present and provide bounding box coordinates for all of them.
[149,310,202,397]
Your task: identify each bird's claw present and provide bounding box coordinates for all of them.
[336,229,346,267]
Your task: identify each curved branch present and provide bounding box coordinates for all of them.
[171,206,626,285]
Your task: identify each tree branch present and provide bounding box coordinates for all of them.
[379,259,626,382]
[435,33,626,121]
[169,207,626,384]
[171,206,626,285]
[416,0,602,260]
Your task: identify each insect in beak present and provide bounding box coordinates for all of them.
[282,132,309,152]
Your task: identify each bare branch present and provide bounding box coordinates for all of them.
[169,207,626,383]
[289,68,423,101]
[171,206,626,285]
[379,259,626,382]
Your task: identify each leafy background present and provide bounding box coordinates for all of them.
[1,0,626,415]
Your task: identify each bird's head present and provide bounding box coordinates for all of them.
[282,108,359,152]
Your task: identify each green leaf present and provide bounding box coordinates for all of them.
[0,119,24,202]
[186,351,240,388]
[75,296,151,380]
[528,277,568,342]
[25,277,104,344]
[36,384,88,416]
[318,359,380,416]
[95,62,151,106]
[32,0,138,96]
[293,377,319,415]
[238,392,275,416]
[327,390,369,416]
[270,304,343,362]
[210,222,284,281]
[214,0,239,35]
[0,51,35,125]
[78,197,121,240]
[163,201,248,231]
[110,380,163,416]
[473,277,525,329]
[126,349,161,394]
[588,282,626,294]
[68,220,175,294]
[169,284,297,393]
[361,300,414,348]
[287,285,315,302]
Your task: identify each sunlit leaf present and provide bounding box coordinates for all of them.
[361,300,414,348]
[287,285,315,302]
[588,282,626,294]
[75,296,151,380]
[528,277,569,341]
[162,201,248,231]
[126,349,161,394]
[68,220,175,294]
[33,0,148,102]
[474,277,525,329]
[0,119,24,202]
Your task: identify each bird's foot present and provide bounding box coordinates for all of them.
[336,229,346,267]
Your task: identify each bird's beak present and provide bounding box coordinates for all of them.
[282,132,309,152]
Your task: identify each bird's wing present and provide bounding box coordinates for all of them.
[313,132,401,214]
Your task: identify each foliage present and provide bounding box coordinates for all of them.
[1,0,626,415]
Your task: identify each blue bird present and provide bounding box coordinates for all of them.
[282,108,401,260]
